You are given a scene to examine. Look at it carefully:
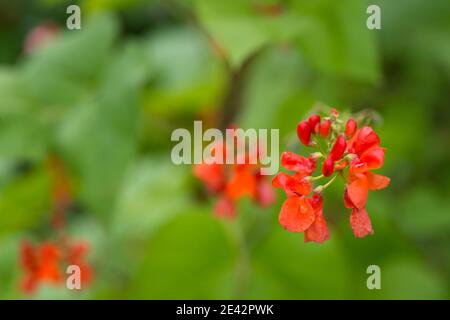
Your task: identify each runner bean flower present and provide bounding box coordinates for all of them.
[273,108,390,242]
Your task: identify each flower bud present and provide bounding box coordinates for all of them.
[330,135,347,161]
[345,118,357,138]
[319,119,331,137]
[297,120,311,146]
[322,157,334,177]
[308,115,321,133]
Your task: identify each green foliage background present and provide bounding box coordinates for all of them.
[0,0,449,299]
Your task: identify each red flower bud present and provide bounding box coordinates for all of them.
[319,119,331,137]
[330,135,347,161]
[322,157,334,177]
[297,120,311,146]
[308,115,321,133]
[345,118,357,138]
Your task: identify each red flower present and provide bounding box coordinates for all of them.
[273,109,390,242]
[272,153,318,234]
[20,241,62,293]
[67,241,94,287]
[345,126,390,237]
[193,136,275,219]
[20,239,94,293]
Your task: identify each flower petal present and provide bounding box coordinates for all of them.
[272,172,311,196]
[255,178,276,207]
[279,196,315,232]
[366,172,390,190]
[347,176,369,209]
[350,208,373,238]
[214,196,236,219]
[193,163,225,193]
[281,152,316,175]
[353,126,380,155]
[360,146,385,170]
[343,187,354,209]
[304,209,329,243]
[225,168,256,200]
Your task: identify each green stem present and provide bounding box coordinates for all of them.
[309,174,324,181]
[322,174,339,189]
[314,174,339,193]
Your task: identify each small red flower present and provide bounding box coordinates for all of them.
[20,239,94,293]
[67,241,94,287]
[20,241,62,293]
[344,126,390,237]
[193,131,276,219]
[272,152,328,239]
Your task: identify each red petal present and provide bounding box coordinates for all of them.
[225,168,256,200]
[366,172,390,190]
[193,163,225,193]
[360,146,385,170]
[308,193,323,211]
[347,176,369,209]
[279,196,315,232]
[280,152,316,175]
[272,172,311,196]
[214,196,236,219]
[255,178,276,207]
[343,187,354,209]
[304,209,329,243]
[353,126,380,155]
[350,208,373,238]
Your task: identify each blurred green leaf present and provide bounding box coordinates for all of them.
[193,0,309,67]
[379,257,448,299]
[248,227,352,299]
[127,212,236,299]
[0,168,50,238]
[142,27,225,115]
[21,13,119,106]
[292,0,380,82]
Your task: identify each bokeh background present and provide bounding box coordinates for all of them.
[0,0,449,299]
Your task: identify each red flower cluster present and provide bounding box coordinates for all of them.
[273,109,390,242]
[193,132,275,218]
[20,240,93,293]
[19,155,93,293]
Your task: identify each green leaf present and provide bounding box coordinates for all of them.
[292,0,380,82]
[126,212,236,299]
[142,27,225,115]
[21,13,119,106]
[193,0,308,67]
[238,47,313,131]
[57,43,144,218]
[0,168,50,238]
[111,158,191,242]
[248,227,352,299]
